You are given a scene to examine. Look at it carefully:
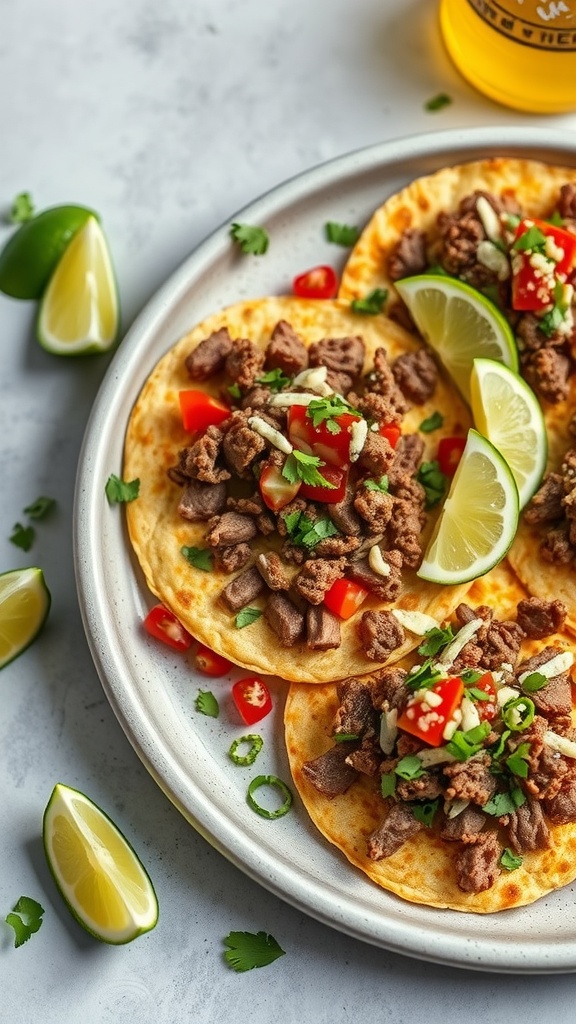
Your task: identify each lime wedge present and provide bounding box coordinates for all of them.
[0,205,98,299]
[37,216,119,355]
[417,429,519,585]
[470,357,547,509]
[395,274,518,402]
[0,566,51,669]
[43,783,158,945]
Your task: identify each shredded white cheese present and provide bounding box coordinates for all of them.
[459,695,481,732]
[379,708,398,755]
[292,365,333,395]
[391,608,440,635]
[476,196,502,242]
[248,415,293,454]
[348,418,368,462]
[368,545,391,577]
[435,618,483,669]
[476,240,510,281]
[544,731,576,760]
[496,685,520,707]
[268,391,324,408]
[518,650,574,685]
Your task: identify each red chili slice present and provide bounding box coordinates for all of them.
[232,677,273,725]
[292,265,338,300]
[179,389,230,432]
[194,644,232,677]
[144,604,193,652]
[323,577,369,620]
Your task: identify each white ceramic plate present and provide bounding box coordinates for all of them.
[75,126,576,974]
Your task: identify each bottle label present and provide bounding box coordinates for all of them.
[467,0,576,50]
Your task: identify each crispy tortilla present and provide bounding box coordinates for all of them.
[285,562,576,912]
[338,156,576,306]
[124,296,473,683]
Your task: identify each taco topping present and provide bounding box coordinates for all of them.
[300,595,576,895]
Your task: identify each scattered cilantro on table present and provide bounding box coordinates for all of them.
[230,222,269,255]
[223,930,285,972]
[5,896,45,947]
[10,522,35,551]
[425,92,452,112]
[24,496,56,519]
[9,192,35,224]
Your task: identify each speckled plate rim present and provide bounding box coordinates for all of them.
[74,126,576,974]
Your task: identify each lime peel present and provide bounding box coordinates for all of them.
[0,566,50,670]
[0,204,98,299]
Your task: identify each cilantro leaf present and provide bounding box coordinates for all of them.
[256,368,291,391]
[332,732,359,743]
[5,896,45,947]
[404,658,443,691]
[195,690,219,717]
[419,411,444,433]
[395,755,425,780]
[282,450,336,489]
[521,671,548,693]
[416,460,447,508]
[181,546,213,572]
[325,221,360,247]
[446,722,491,761]
[9,192,35,223]
[424,92,452,112]
[364,475,389,492]
[350,288,388,315]
[228,382,242,400]
[223,930,285,972]
[380,772,396,797]
[306,395,356,431]
[500,848,523,871]
[483,787,526,817]
[461,669,483,685]
[411,798,440,827]
[235,607,262,629]
[418,624,454,657]
[282,509,338,548]
[10,522,35,551]
[506,741,531,779]
[105,474,140,504]
[23,496,56,519]
[230,222,269,255]
[512,225,548,253]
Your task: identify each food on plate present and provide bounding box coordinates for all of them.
[123,295,474,683]
[285,562,576,912]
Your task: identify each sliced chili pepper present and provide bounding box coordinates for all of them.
[246,775,293,819]
[228,734,264,766]
[232,677,273,725]
[287,404,360,467]
[292,264,338,300]
[298,463,348,504]
[437,436,466,476]
[323,577,369,620]
[259,460,301,511]
[194,644,232,677]
[379,423,401,449]
[397,676,464,747]
[143,604,193,652]
[179,389,230,433]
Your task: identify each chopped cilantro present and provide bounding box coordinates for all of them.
[419,411,444,433]
[9,192,35,224]
[395,755,425,780]
[500,848,523,871]
[489,728,511,760]
[539,282,570,338]
[350,288,388,316]
[483,787,526,817]
[416,460,447,508]
[325,221,360,247]
[10,522,35,552]
[181,545,213,572]
[23,496,56,519]
[418,624,454,657]
[333,732,359,743]
[223,930,285,972]
[364,475,389,492]
[411,798,440,827]
[105,474,140,504]
[404,658,443,691]
[235,606,262,629]
[512,224,548,254]
[5,896,45,947]
[547,210,564,227]
[282,449,336,489]
[521,671,548,693]
[446,722,491,761]
[306,395,357,432]
[195,690,219,717]
[228,382,242,399]
[282,509,338,548]
[256,368,291,391]
[461,669,483,685]
[506,741,531,779]
[425,92,452,112]
[466,686,491,702]
[380,772,396,797]
[228,734,263,766]
[230,222,269,255]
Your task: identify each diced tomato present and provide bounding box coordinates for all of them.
[379,423,401,449]
[194,644,232,677]
[287,404,360,467]
[298,463,348,504]
[292,264,339,300]
[397,676,464,747]
[232,677,273,725]
[179,389,231,433]
[469,671,498,722]
[143,604,193,652]
[259,460,301,511]
[511,217,576,312]
[323,577,369,620]
[437,436,466,476]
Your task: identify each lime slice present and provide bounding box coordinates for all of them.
[37,216,119,355]
[43,783,158,944]
[0,566,51,669]
[0,205,98,299]
[470,357,547,509]
[417,428,519,585]
[395,274,518,402]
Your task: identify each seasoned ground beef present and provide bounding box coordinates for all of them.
[359,610,405,661]
[454,832,501,894]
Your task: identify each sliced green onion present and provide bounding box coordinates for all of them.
[501,695,535,732]
[228,734,264,766]
[246,775,293,819]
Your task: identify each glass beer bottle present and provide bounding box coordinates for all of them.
[439,0,576,113]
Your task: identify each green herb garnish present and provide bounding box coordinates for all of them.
[483,787,526,817]
[223,930,286,972]
[418,624,454,657]
[195,690,219,718]
[512,224,548,254]
[306,395,358,432]
[181,545,213,572]
[500,848,523,871]
[350,288,388,316]
[395,755,425,781]
[235,606,263,629]
[461,669,484,685]
[256,368,291,391]
[333,732,359,743]
[411,798,440,827]
[380,773,396,797]
[10,522,35,551]
[283,509,338,548]
[425,92,452,112]
[325,221,360,247]
[230,222,269,255]
[446,722,491,761]
[417,460,447,508]
[228,734,264,766]
[228,382,242,399]
[404,658,443,691]
[506,741,531,779]
[364,475,389,492]
[521,671,548,693]
[419,411,444,433]
[5,896,45,947]
[105,474,140,504]
[282,449,336,489]
[9,192,35,224]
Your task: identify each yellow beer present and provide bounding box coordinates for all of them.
[439,0,576,113]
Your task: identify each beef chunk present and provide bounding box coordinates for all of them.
[354,486,395,533]
[178,427,230,484]
[443,754,497,806]
[387,433,425,487]
[356,431,396,478]
[392,349,438,405]
[264,592,305,646]
[308,335,365,383]
[224,337,265,389]
[559,182,576,221]
[516,597,567,639]
[517,645,573,716]
[524,473,565,525]
[220,566,265,612]
[345,738,382,776]
[370,665,409,711]
[359,610,405,661]
[177,480,227,521]
[541,524,574,564]
[328,485,363,536]
[396,772,443,802]
[255,552,290,590]
[185,327,233,380]
[478,619,525,671]
[526,744,569,801]
[333,678,379,736]
[367,803,423,860]
[294,557,347,605]
[348,548,403,602]
[454,831,501,893]
[523,348,571,405]
[302,742,359,797]
[360,347,409,419]
[222,414,266,477]
[437,192,503,290]
[214,543,252,573]
[314,534,361,558]
[504,797,550,854]
[306,604,341,650]
[206,512,257,547]
[386,498,425,569]
[544,776,576,824]
[440,806,487,843]
[265,320,308,375]
[387,228,428,281]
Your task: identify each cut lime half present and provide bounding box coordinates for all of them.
[470,357,547,509]
[0,204,98,299]
[0,566,51,669]
[43,783,158,945]
[395,274,518,403]
[418,429,519,585]
[37,216,119,355]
